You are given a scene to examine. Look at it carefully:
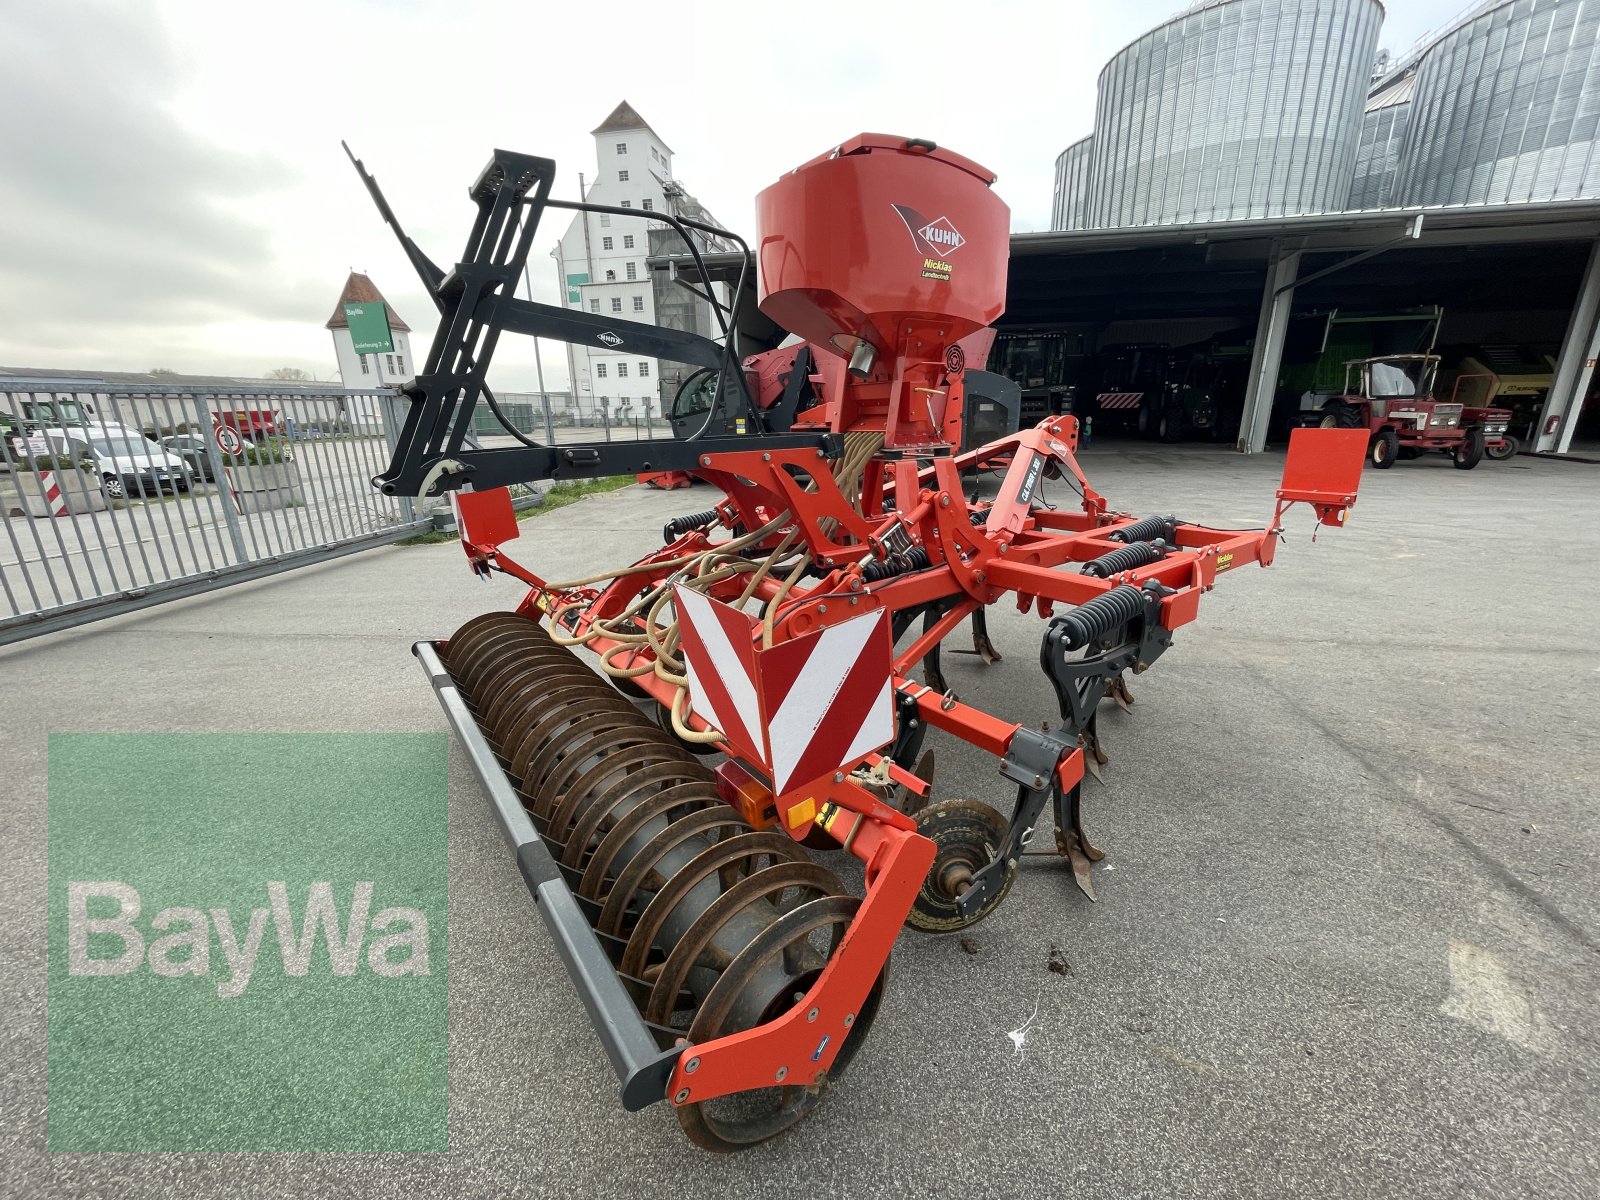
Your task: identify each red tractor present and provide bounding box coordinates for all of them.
[1315,354,1508,470]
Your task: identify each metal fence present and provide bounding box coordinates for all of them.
[1,386,430,645]
[472,391,673,444]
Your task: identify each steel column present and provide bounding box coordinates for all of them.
[1538,237,1600,454]
[1238,242,1303,454]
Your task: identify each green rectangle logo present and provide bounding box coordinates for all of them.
[344,301,394,354]
[47,733,448,1151]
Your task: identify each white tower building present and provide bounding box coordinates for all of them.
[325,272,416,389]
[552,102,725,425]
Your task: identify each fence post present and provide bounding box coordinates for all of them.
[198,396,250,562]
[542,392,556,444]
[603,406,611,443]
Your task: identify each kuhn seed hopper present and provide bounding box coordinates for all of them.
[354,135,1366,1150]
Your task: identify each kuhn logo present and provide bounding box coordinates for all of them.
[597,331,623,347]
[892,205,966,257]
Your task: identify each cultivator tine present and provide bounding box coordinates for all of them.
[972,606,1002,664]
[1059,833,1099,902]
[1079,725,1109,784]
[950,605,1003,664]
[1055,784,1104,902]
[1107,672,1135,713]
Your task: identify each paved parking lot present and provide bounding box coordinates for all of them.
[3,444,1595,1198]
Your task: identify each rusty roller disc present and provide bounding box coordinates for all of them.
[495,676,633,764]
[676,895,883,1153]
[544,742,692,846]
[561,766,715,872]
[530,725,684,825]
[453,629,567,698]
[504,674,641,758]
[618,831,805,980]
[512,720,654,831]
[514,700,654,793]
[475,661,603,757]
[532,715,685,809]
[479,663,601,752]
[449,625,557,693]
[643,860,843,1028]
[440,620,535,683]
[444,614,550,672]
[527,727,666,838]
[511,704,645,800]
[578,784,721,901]
[460,647,570,717]
[596,807,751,939]
[469,640,586,709]
[468,638,585,708]
[442,611,541,669]
[502,680,640,775]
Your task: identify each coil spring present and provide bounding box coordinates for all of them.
[1107,514,1178,545]
[663,508,720,543]
[437,610,879,1150]
[1053,584,1148,651]
[1081,540,1168,579]
[861,545,931,583]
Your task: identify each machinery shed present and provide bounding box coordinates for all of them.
[1002,200,1600,454]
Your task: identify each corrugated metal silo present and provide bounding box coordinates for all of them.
[1087,0,1384,227]
[1396,0,1600,206]
[1350,74,1414,209]
[1052,136,1095,230]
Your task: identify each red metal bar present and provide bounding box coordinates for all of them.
[662,818,935,1107]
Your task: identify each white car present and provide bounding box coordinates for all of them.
[67,434,195,499]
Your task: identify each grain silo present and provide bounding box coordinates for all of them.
[1349,71,1414,209]
[1396,0,1600,207]
[1052,136,1095,230]
[1087,0,1384,227]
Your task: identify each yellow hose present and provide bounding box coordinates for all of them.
[548,433,886,738]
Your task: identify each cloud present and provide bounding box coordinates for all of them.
[0,2,307,366]
[0,0,1471,385]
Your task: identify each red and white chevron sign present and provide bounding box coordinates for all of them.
[673,585,895,796]
[1096,392,1144,410]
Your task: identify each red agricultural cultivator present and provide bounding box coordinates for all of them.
[354,135,1367,1150]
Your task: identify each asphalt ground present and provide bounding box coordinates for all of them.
[3,442,1597,1197]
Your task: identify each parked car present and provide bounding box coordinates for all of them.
[68,434,195,499]
[160,434,218,481]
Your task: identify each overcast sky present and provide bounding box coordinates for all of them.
[0,0,1467,390]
